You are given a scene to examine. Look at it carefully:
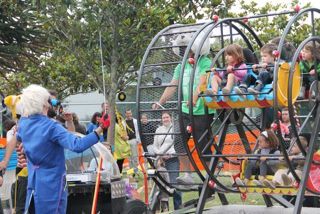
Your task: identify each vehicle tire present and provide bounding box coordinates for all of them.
[123,199,148,214]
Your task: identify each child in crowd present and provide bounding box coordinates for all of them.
[235,130,280,187]
[207,44,247,98]
[265,134,309,189]
[299,41,320,98]
[234,43,277,95]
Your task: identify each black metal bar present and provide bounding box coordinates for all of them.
[189,145,196,154]
[237,156,305,161]
[287,37,320,157]
[239,109,263,131]
[200,110,233,155]
[218,193,228,205]
[220,22,225,66]
[149,44,188,50]
[211,33,241,38]
[229,20,233,44]
[196,125,230,214]
[229,10,296,21]
[199,123,239,193]
[197,129,209,146]
[196,176,212,214]
[311,10,315,37]
[161,23,204,36]
[202,153,288,158]
[144,61,180,67]
[139,108,179,112]
[207,65,273,73]
[142,132,181,136]
[263,194,273,207]
[156,170,198,173]
[139,84,177,89]
[241,121,259,139]
[297,104,316,133]
[144,153,187,157]
[208,109,227,130]
[136,24,181,194]
[231,19,263,49]
[236,124,252,154]
[285,36,320,187]
[213,143,235,164]
[272,10,316,193]
[212,110,233,137]
[294,104,320,214]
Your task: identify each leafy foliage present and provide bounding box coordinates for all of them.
[0,1,47,94]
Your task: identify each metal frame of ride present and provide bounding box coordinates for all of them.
[137,6,320,214]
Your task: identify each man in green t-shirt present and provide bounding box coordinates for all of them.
[153,48,215,184]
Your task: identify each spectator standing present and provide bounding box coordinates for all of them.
[114,113,131,173]
[123,109,141,175]
[153,112,182,210]
[86,112,102,134]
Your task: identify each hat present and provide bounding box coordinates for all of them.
[4,95,22,120]
[172,33,192,57]
[172,29,211,57]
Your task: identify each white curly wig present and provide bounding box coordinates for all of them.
[20,84,50,116]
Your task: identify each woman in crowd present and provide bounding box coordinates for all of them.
[153,112,182,210]
[86,112,102,134]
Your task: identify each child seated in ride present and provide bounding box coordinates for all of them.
[299,41,320,98]
[234,43,277,96]
[265,134,309,189]
[235,130,280,188]
[206,44,247,99]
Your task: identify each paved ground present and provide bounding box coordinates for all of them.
[203,205,319,214]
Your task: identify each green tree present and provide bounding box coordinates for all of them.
[16,0,225,144]
[0,1,47,94]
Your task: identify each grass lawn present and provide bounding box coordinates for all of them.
[121,169,276,213]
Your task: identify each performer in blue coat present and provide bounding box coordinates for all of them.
[16,84,109,214]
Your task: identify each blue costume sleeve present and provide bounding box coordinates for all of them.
[51,123,99,153]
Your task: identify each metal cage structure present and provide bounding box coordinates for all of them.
[137,6,320,214]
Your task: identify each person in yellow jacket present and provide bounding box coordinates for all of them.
[114,113,131,173]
